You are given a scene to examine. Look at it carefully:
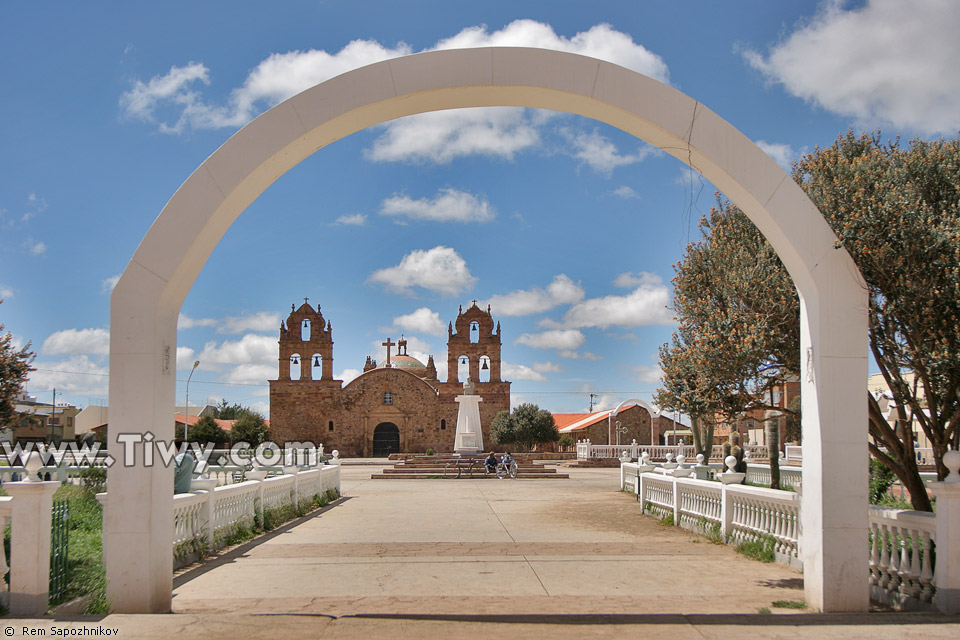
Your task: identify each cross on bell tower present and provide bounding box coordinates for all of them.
[381,337,395,366]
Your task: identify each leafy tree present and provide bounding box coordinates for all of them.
[0,300,35,427]
[181,415,227,445]
[231,412,269,446]
[796,132,960,509]
[490,403,559,452]
[212,400,257,420]
[655,198,801,468]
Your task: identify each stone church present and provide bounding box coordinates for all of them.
[269,301,511,456]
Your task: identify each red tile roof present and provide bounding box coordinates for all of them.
[554,405,637,432]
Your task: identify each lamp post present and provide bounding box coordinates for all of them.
[184,360,200,442]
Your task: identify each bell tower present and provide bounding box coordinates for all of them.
[277,298,334,381]
[446,301,502,383]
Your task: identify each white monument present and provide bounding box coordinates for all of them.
[453,379,483,455]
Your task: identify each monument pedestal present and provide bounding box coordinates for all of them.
[454,394,483,455]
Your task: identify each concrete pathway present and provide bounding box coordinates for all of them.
[9,464,958,638]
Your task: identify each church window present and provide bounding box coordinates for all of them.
[469,321,479,344]
[328,421,334,432]
[383,391,393,405]
[440,419,446,430]
[479,356,491,383]
[301,319,311,341]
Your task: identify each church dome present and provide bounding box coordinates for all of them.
[381,354,426,372]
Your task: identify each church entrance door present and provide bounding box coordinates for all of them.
[373,422,400,457]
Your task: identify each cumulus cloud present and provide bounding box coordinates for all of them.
[612,271,661,289]
[120,20,670,161]
[101,275,120,294]
[27,355,109,397]
[196,334,278,368]
[224,364,276,386]
[368,246,476,296]
[333,213,367,226]
[24,239,46,255]
[742,0,960,135]
[42,328,110,356]
[366,108,544,164]
[559,349,603,361]
[501,362,546,382]
[561,275,673,329]
[516,329,585,351]
[0,284,13,299]
[219,312,281,334]
[337,368,362,384]
[611,186,641,200]
[380,188,495,224]
[178,314,217,330]
[393,307,446,336]
[533,361,564,374]
[483,275,585,317]
[754,140,796,172]
[176,346,196,367]
[630,364,663,384]
[560,128,658,175]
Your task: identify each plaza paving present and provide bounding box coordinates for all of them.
[10,463,960,638]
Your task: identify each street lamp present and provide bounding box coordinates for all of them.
[184,360,200,442]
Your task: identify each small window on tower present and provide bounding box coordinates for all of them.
[328,421,334,432]
[441,419,446,430]
[383,391,393,405]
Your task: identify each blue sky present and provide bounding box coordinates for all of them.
[2,1,958,417]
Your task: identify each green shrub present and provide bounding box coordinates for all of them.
[869,458,898,504]
[425,448,435,456]
[78,466,106,493]
[772,599,807,609]
[736,535,776,563]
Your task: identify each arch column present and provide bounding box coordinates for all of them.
[107,46,868,613]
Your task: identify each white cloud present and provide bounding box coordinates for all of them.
[196,334,278,368]
[219,312,281,334]
[224,364,276,386]
[380,188,495,223]
[501,362,546,382]
[612,271,662,289]
[337,368,362,385]
[27,355,109,397]
[333,213,367,226]
[754,140,796,172]
[120,20,670,151]
[0,284,13,299]
[366,108,543,164]
[559,349,603,361]
[611,186,641,200]
[630,365,663,385]
[560,128,658,175]
[368,246,476,296]
[25,239,46,255]
[561,276,673,329]
[101,275,120,293]
[742,0,960,135]
[393,308,446,336]
[516,329,585,351]
[176,346,196,367]
[483,275,584,316]
[178,314,217,330]
[533,362,564,374]
[42,328,110,356]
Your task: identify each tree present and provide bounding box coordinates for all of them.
[182,415,227,445]
[490,403,559,452]
[655,198,801,469]
[796,132,960,509]
[231,412,269,446]
[0,300,35,427]
[212,400,257,420]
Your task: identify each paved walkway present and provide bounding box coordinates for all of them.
[9,464,960,638]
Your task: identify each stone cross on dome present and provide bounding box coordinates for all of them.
[381,337,395,366]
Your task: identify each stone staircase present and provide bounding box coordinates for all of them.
[371,455,569,479]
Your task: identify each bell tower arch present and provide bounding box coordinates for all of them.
[278,299,334,381]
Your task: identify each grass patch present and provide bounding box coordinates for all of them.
[758,607,771,615]
[736,535,777,563]
[51,483,109,613]
[658,513,675,527]
[772,599,807,609]
[699,518,724,544]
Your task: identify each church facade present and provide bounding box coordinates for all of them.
[268,301,511,456]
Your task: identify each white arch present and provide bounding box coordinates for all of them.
[607,398,658,445]
[107,47,867,613]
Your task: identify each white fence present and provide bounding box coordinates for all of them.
[578,441,778,462]
[626,466,801,567]
[621,460,960,612]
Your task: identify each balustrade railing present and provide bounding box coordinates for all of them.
[580,441,776,461]
[869,505,937,610]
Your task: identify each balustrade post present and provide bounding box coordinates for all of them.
[671,476,679,526]
[6,479,60,615]
[720,483,733,539]
[929,449,960,613]
[203,489,215,549]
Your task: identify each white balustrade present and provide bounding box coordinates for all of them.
[868,505,937,609]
